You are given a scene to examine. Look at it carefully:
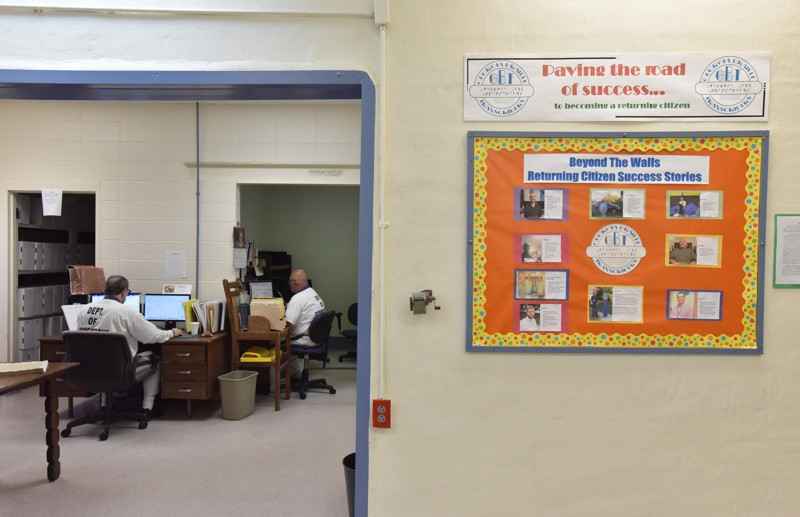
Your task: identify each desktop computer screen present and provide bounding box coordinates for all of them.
[144,294,191,322]
[91,293,141,311]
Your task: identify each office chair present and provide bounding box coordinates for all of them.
[339,302,357,363]
[291,310,337,400]
[60,331,156,441]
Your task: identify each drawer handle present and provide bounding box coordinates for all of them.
[176,353,191,358]
[178,370,192,375]
[55,351,65,357]
[178,388,193,393]
[55,378,64,383]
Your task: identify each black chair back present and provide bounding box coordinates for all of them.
[308,310,336,348]
[347,303,358,326]
[63,331,135,393]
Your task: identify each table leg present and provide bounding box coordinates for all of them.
[44,383,61,482]
[186,400,192,418]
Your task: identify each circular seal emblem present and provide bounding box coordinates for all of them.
[468,60,534,117]
[695,56,763,114]
[586,224,646,276]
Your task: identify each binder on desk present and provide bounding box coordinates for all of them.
[182,299,197,328]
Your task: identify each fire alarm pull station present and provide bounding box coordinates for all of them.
[372,399,391,429]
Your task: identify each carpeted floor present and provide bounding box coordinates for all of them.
[0,361,356,517]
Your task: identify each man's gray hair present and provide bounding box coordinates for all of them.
[104,275,129,296]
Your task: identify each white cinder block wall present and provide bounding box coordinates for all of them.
[0,101,198,361]
[197,101,362,300]
[0,100,363,361]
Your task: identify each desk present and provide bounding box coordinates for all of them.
[40,333,229,417]
[0,362,79,481]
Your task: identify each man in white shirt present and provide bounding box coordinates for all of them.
[285,269,325,375]
[519,304,540,332]
[77,275,183,414]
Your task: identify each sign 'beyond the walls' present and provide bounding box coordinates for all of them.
[464,53,770,121]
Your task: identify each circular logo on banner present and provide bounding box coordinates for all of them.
[695,56,763,114]
[468,60,534,117]
[586,224,647,275]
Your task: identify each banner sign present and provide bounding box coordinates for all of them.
[467,132,768,353]
[464,53,770,121]
[524,154,710,184]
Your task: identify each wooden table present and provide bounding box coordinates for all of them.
[0,362,79,482]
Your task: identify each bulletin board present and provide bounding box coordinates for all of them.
[467,132,768,353]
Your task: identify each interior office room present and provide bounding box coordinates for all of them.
[1,96,366,514]
[2,1,800,517]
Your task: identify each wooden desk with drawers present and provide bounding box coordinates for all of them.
[40,332,229,417]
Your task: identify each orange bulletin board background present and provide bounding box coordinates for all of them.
[468,132,768,352]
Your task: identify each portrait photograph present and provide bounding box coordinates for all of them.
[518,303,542,332]
[667,290,697,319]
[519,188,546,220]
[666,235,698,265]
[588,286,614,321]
[667,192,701,218]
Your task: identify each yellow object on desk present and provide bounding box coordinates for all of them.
[240,346,276,364]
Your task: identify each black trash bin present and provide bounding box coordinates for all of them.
[343,452,356,517]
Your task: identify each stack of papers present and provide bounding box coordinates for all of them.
[190,300,226,334]
[0,360,49,375]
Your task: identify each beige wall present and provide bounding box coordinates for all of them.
[374,1,798,516]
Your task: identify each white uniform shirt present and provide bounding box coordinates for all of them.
[519,317,539,332]
[77,298,174,358]
[285,287,325,346]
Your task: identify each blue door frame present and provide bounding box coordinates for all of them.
[0,69,374,517]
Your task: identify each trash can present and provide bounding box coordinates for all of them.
[343,452,356,517]
[218,370,259,420]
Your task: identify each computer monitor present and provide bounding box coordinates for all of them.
[91,293,142,312]
[250,281,273,298]
[144,294,191,329]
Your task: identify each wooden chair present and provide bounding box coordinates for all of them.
[223,279,291,411]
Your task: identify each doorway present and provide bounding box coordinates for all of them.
[11,192,96,362]
[0,70,375,517]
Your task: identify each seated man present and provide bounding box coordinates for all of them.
[285,269,326,377]
[77,275,183,416]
